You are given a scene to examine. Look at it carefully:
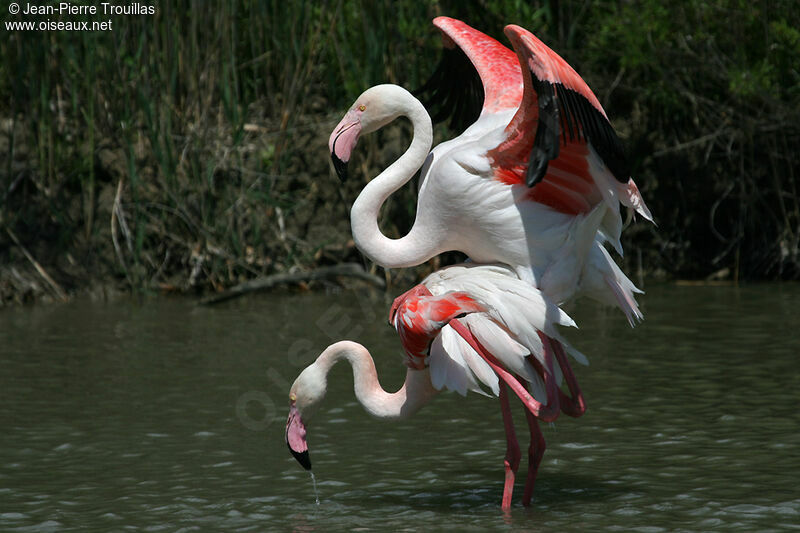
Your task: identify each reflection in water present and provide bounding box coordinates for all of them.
[1,284,799,530]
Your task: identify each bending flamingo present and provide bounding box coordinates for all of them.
[286,263,586,509]
[329,18,652,324]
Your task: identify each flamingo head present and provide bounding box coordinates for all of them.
[285,362,328,471]
[329,84,412,181]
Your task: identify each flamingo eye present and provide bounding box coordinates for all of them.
[358,104,366,112]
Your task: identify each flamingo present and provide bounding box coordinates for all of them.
[328,18,653,324]
[286,263,586,509]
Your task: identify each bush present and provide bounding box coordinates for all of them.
[1,1,797,303]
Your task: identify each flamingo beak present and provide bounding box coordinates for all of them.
[286,403,311,470]
[329,110,361,182]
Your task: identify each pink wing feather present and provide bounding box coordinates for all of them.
[488,24,651,220]
[391,287,485,370]
[431,16,522,115]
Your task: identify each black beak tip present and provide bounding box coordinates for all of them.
[331,153,348,182]
[288,443,312,471]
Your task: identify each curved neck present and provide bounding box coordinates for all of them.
[350,94,438,268]
[319,341,438,420]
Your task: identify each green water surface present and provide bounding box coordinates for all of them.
[1,284,798,531]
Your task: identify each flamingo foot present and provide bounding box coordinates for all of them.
[522,409,546,506]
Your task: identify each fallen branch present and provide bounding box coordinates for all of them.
[6,228,68,302]
[652,126,728,157]
[199,263,385,305]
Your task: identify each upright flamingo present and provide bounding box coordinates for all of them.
[329,18,652,324]
[286,263,586,508]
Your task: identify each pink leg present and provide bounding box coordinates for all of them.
[449,319,567,509]
[521,408,546,506]
[499,382,520,510]
[547,337,586,418]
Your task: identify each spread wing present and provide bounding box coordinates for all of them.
[489,25,652,221]
[415,17,523,133]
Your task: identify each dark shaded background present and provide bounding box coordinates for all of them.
[2,0,798,304]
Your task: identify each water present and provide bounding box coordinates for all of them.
[1,284,799,531]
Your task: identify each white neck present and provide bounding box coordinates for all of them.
[350,90,439,268]
[317,340,438,420]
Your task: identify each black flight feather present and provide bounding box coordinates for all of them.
[557,86,630,182]
[415,47,484,134]
[526,74,560,187]
[526,72,630,187]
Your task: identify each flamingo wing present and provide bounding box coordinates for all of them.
[392,289,485,370]
[489,25,652,221]
[507,26,626,185]
[418,264,585,400]
[416,17,522,132]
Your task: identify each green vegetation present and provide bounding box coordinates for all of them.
[1,1,798,303]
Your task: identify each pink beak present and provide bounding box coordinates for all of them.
[286,403,311,470]
[329,110,361,181]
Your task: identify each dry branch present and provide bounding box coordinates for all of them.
[6,228,68,302]
[199,263,385,305]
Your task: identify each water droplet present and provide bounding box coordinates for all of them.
[310,471,320,506]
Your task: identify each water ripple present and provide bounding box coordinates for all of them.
[1,287,798,530]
